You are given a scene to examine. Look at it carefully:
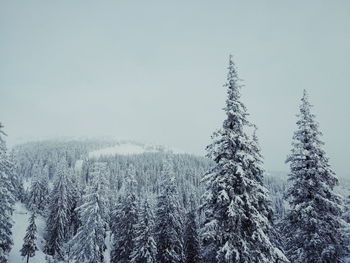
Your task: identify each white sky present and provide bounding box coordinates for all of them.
[1,0,349,176]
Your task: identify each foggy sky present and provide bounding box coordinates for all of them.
[1,1,349,176]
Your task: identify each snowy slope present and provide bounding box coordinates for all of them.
[88,143,154,158]
[87,141,178,158]
[9,202,47,263]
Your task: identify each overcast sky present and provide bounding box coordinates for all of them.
[1,1,349,176]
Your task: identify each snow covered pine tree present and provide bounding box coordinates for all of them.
[282,90,346,262]
[44,160,72,260]
[0,123,15,263]
[20,212,38,263]
[202,56,288,263]
[131,199,157,263]
[342,194,350,254]
[27,164,49,215]
[184,195,201,263]
[155,159,184,263]
[69,163,108,263]
[66,169,82,239]
[7,152,24,203]
[111,164,138,263]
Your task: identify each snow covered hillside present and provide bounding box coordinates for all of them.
[88,142,166,158]
[5,138,350,263]
[7,138,210,263]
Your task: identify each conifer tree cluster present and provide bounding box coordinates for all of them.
[131,199,157,263]
[155,160,185,263]
[2,56,349,263]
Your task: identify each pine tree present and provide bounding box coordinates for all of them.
[62,167,83,259]
[155,159,184,263]
[67,169,82,238]
[343,194,350,258]
[131,199,157,263]
[69,165,108,263]
[184,196,201,263]
[111,164,138,263]
[20,212,38,263]
[44,160,71,260]
[89,162,110,224]
[344,194,350,224]
[8,152,24,202]
[202,56,288,263]
[282,90,346,262]
[27,165,49,214]
[0,123,15,263]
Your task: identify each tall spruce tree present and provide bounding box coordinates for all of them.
[27,165,49,214]
[111,164,138,263]
[343,194,350,258]
[63,166,83,259]
[69,165,108,263]
[184,195,201,263]
[20,212,38,263]
[155,159,184,263]
[131,199,157,263]
[202,56,288,263]
[8,152,24,202]
[44,160,71,260]
[343,194,350,224]
[0,123,15,263]
[89,162,110,224]
[67,168,82,238]
[282,90,345,262]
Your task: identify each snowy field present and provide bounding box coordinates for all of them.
[88,143,154,158]
[88,142,180,159]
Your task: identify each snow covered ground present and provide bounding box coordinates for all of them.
[88,142,180,159]
[9,202,47,263]
[9,201,113,263]
[88,143,153,158]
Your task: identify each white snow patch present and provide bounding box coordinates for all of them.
[88,143,156,158]
[74,159,84,172]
